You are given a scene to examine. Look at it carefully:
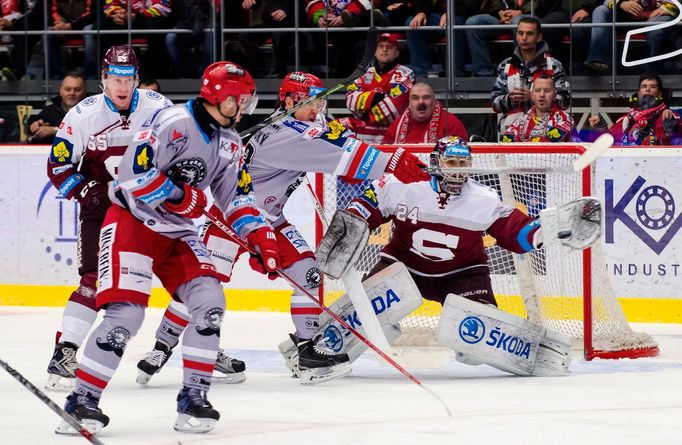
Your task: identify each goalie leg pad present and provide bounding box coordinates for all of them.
[436,294,571,376]
[315,209,370,280]
[317,262,422,363]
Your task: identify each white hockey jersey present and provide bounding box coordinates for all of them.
[48,89,172,199]
[245,114,394,226]
[347,176,539,277]
[112,99,270,239]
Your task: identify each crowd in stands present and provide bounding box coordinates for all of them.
[1,0,682,80]
[11,24,679,147]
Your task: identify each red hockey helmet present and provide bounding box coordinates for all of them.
[101,45,138,78]
[200,62,258,114]
[278,72,325,104]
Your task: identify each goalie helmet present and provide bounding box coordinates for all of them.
[101,45,138,78]
[200,61,258,114]
[429,136,471,195]
[278,72,325,106]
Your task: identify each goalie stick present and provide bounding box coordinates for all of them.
[201,209,453,417]
[0,357,105,445]
[303,177,395,357]
[239,27,379,139]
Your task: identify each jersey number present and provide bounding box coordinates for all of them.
[396,204,418,224]
[87,134,108,151]
[409,228,460,261]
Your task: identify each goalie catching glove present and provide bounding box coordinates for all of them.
[385,148,430,184]
[539,197,603,250]
[163,183,207,219]
[247,228,280,279]
[75,180,111,219]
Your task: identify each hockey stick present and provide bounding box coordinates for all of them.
[239,27,379,139]
[430,134,614,175]
[0,357,105,445]
[302,177,395,356]
[201,209,453,417]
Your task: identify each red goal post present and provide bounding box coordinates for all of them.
[313,143,659,361]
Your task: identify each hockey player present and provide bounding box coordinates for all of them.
[45,45,172,391]
[136,71,431,385]
[56,62,280,435]
[313,136,603,377]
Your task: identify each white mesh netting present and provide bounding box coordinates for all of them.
[316,144,658,359]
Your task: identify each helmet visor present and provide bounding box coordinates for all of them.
[239,91,259,115]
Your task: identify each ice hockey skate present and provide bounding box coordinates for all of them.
[45,342,78,392]
[174,386,220,433]
[136,341,173,385]
[279,333,351,385]
[212,348,246,384]
[55,392,109,436]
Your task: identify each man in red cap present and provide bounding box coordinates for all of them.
[343,33,415,144]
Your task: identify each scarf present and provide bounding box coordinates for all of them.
[504,52,554,113]
[620,96,667,145]
[395,101,442,144]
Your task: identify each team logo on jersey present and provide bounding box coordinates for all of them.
[166,158,206,186]
[168,128,188,151]
[545,126,567,143]
[360,185,378,208]
[50,138,74,163]
[133,143,154,174]
[96,326,130,357]
[196,307,223,337]
[236,166,253,196]
[389,83,407,98]
[264,196,277,205]
[146,90,161,100]
[81,96,97,107]
[306,267,321,287]
[458,316,485,344]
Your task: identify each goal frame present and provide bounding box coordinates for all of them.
[313,143,660,361]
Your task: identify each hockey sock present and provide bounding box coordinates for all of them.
[59,271,99,347]
[74,303,145,398]
[156,299,190,349]
[290,293,322,340]
[176,278,225,392]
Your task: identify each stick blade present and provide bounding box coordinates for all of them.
[574,133,614,172]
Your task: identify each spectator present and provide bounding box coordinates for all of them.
[490,17,571,135]
[304,0,386,77]
[28,73,87,144]
[568,0,603,70]
[48,0,94,78]
[383,82,468,143]
[0,0,44,81]
[138,78,160,92]
[501,73,573,142]
[98,0,173,78]
[583,0,678,74]
[238,0,298,78]
[405,0,479,77]
[465,0,568,77]
[588,72,681,146]
[343,33,415,143]
[165,0,214,78]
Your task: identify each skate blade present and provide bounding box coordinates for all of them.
[55,418,104,436]
[136,370,153,385]
[299,363,352,385]
[211,371,246,384]
[174,414,217,433]
[45,374,75,392]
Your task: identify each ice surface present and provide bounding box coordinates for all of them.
[1,307,681,445]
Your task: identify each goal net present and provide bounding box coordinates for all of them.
[314,143,659,360]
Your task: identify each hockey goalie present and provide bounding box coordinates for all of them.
[311,136,604,377]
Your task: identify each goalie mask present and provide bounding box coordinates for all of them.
[429,136,471,195]
[278,72,326,111]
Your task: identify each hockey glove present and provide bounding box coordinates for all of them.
[385,148,430,183]
[247,228,280,280]
[162,183,207,219]
[76,180,111,220]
